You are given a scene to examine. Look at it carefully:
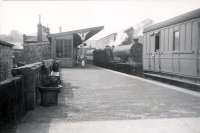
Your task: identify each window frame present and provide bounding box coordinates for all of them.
[55,39,73,58]
[173,31,180,51]
[155,32,160,52]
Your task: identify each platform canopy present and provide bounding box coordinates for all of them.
[48,26,104,47]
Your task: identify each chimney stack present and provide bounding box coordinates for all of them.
[59,26,62,33]
[37,14,43,42]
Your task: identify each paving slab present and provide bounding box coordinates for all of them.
[17,117,200,133]
[16,65,200,133]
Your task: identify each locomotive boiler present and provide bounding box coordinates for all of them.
[93,42,143,77]
[113,44,133,63]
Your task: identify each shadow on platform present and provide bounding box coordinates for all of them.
[16,82,80,133]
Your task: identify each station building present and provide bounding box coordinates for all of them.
[48,26,104,67]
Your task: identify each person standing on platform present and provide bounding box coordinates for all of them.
[79,43,87,68]
[130,37,143,77]
[51,60,60,76]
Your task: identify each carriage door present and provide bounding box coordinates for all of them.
[154,32,161,72]
[198,22,200,76]
[149,34,155,71]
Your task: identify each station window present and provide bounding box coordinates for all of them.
[155,33,160,52]
[63,40,72,58]
[56,39,72,58]
[173,31,180,51]
[56,40,63,58]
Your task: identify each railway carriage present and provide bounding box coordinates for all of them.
[143,8,200,81]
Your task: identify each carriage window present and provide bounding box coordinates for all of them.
[155,33,160,52]
[173,31,180,51]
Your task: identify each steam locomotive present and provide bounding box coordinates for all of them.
[91,41,143,77]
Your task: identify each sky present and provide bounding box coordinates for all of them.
[0,0,200,40]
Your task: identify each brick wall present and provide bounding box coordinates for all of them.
[22,42,51,64]
[0,44,13,81]
[13,49,24,66]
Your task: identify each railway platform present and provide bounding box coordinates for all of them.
[16,65,200,133]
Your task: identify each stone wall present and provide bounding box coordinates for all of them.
[22,42,51,64]
[13,49,24,66]
[12,59,54,110]
[0,44,13,82]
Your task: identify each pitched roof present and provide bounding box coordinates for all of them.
[23,36,38,43]
[0,40,14,47]
[144,8,200,33]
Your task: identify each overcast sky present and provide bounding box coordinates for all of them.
[0,0,200,40]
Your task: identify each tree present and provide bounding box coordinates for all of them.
[10,30,23,42]
[0,30,23,43]
[134,18,154,36]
